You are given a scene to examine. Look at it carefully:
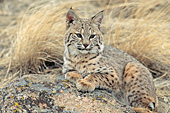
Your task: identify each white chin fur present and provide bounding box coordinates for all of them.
[79,50,90,54]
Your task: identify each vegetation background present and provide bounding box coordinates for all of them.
[0,0,170,112]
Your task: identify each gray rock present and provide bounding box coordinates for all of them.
[0,74,135,113]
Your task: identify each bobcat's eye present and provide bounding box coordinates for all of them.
[89,34,95,39]
[76,33,82,38]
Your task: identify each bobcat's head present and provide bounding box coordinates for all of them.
[64,8,104,55]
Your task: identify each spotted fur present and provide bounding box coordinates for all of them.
[62,8,158,112]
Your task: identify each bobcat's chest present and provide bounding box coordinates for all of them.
[66,54,101,76]
[74,59,99,76]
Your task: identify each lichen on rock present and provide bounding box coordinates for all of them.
[0,74,135,113]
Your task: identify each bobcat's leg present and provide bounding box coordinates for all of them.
[123,62,158,111]
[76,69,121,92]
[65,71,83,83]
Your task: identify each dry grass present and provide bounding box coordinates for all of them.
[0,0,170,112]
[4,0,170,76]
[111,0,170,74]
[6,0,101,76]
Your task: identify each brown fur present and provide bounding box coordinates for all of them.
[62,8,158,112]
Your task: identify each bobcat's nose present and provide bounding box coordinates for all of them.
[83,44,89,48]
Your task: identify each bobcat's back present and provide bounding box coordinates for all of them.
[101,45,139,76]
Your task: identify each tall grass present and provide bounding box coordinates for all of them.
[5,0,170,76]
[111,0,170,75]
[8,0,99,75]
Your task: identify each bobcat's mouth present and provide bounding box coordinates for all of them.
[77,47,93,54]
[77,48,92,51]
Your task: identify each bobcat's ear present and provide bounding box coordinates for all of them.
[91,10,104,29]
[66,8,79,29]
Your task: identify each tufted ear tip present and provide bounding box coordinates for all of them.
[91,10,104,29]
[100,10,104,13]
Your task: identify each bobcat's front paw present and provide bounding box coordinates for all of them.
[76,79,95,92]
[65,71,82,83]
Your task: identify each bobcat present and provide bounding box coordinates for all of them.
[62,8,158,112]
